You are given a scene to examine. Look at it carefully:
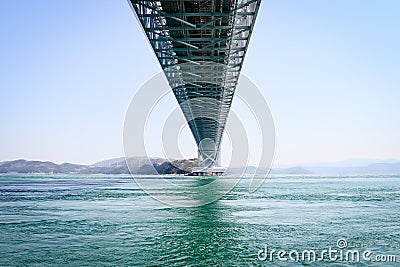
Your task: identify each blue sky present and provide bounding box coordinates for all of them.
[1,0,399,165]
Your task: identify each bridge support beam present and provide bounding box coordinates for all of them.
[129,0,261,176]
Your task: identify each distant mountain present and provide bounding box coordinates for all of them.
[0,159,86,174]
[91,157,127,167]
[137,158,197,175]
[226,166,257,175]
[226,166,312,175]
[234,159,400,175]
[362,162,400,174]
[307,162,400,175]
[92,156,165,169]
[0,158,195,175]
[270,166,313,175]
[295,158,400,169]
[0,159,130,174]
[1,158,399,176]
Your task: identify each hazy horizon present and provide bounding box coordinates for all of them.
[1,156,399,169]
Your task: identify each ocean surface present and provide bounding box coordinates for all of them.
[0,174,399,266]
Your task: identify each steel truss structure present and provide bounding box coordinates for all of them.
[128,0,261,171]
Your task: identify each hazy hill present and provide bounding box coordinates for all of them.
[270,166,313,175]
[0,159,86,174]
[92,156,165,168]
[0,158,195,175]
[307,162,400,175]
[1,158,399,175]
[137,158,197,175]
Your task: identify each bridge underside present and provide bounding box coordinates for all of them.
[129,0,260,174]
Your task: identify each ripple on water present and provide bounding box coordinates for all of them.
[0,174,399,266]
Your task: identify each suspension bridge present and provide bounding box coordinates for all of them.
[128,0,261,175]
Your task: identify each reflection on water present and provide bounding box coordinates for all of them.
[157,202,240,265]
[135,176,240,207]
[0,174,399,266]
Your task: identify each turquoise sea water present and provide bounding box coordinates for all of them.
[0,174,399,266]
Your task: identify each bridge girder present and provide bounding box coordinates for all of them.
[129,0,261,169]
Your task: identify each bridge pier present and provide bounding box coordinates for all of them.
[191,166,226,176]
[190,138,225,176]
